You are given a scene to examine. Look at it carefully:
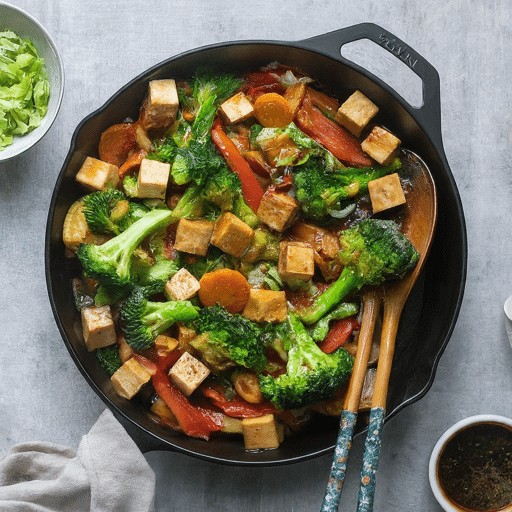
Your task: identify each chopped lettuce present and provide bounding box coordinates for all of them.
[0,30,50,151]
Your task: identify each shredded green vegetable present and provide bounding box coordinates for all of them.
[0,30,50,151]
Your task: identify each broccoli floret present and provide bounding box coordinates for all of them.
[168,150,258,227]
[253,122,343,170]
[122,175,138,197]
[76,208,173,293]
[151,69,242,183]
[240,227,280,263]
[299,219,419,324]
[130,230,179,291]
[294,157,402,221]
[96,345,122,376]
[182,246,232,280]
[186,68,243,143]
[191,304,267,373]
[82,189,149,235]
[259,314,354,410]
[120,288,199,350]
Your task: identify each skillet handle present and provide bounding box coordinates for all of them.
[299,23,443,150]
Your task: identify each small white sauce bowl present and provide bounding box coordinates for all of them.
[0,2,64,162]
[429,414,512,512]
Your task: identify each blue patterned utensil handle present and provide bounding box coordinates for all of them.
[356,407,386,512]
[320,410,357,512]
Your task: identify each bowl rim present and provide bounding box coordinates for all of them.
[0,1,65,162]
[429,414,512,512]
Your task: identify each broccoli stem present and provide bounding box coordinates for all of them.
[143,300,199,338]
[100,209,172,269]
[298,266,363,325]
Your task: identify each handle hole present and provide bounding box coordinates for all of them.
[340,39,423,108]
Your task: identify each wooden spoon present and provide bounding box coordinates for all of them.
[356,159,437,512]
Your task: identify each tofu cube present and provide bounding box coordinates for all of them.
[136,158,170,199]
[210,212,254,258]
[164,268,200,301]
[256,191,300,232]
[111,358,151,400]
[242,289,287,323]
[75,156,119,191]
[81,305,117,351]
[142,79,179,130]
[242,414,282,450]
[154,335,179,355]
[118,335,134,363]
[169,352,210,396]
[278,241,315,282]
[173,218,214,256]
[335,90,379,137]
[361,126,401,165]
[368,173,406,213]
[178,323,197,346]
[219,92,254,124]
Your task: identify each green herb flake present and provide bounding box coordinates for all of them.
[0,30,50,151]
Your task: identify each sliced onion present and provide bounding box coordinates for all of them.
[328,203,357,218]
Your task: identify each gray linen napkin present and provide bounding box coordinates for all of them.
[0,409,155,511]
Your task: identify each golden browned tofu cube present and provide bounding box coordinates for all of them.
[289,221,340,260]
[164,268,200,301]
[142,79,179,131]
[278,241,315,282]
[169,352,210,396]
[361,126,401,165]
[136,158,171,199]
[368,173,406,213]
[335,90,379,137]
[257,191,299,232]
[111,358,152,400]
[210,212,255,258]
[219,92,254,124]
[242,414,282,450]
[81,305,117,351]
[118,335,134,363]
[154,334,179,355]
[173,218,214,256]
[242,289,287,323]
[178,323,197,346]
[75,157,119,191]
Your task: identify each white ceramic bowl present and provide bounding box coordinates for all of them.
[0,2,64,162]
[429,414,512,512]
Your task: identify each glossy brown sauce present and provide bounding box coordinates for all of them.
[437,422,512,511]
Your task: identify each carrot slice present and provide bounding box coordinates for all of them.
[98,122,137,167]
[198,269,251,314]
[254,93,294,128]
[117,148,147,179]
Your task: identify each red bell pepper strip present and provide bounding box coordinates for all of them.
[296,94,374,167]
[211,119,265,212]
[200,385,277,418]
[318,316,361,354]
[152,370,224,440]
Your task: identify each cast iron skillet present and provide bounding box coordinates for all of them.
[45,23,467,466]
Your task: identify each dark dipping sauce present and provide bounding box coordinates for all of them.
[437,422,512,511]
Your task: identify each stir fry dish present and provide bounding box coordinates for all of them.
[63,63,419,450]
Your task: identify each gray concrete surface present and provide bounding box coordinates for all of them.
[1,1,511,510]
